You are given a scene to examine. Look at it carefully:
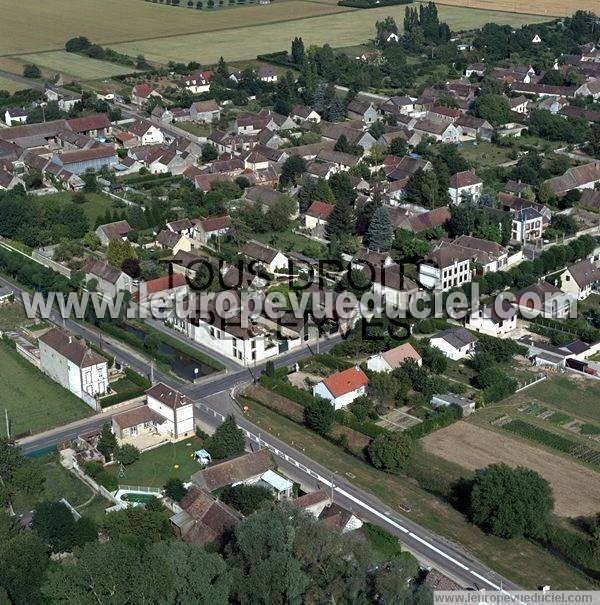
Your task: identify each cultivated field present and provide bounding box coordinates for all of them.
[0,0,347,56]
[109,5,550,64]
[422,421,600,517]
[0,0,551,65]
[0,342,91,438]
[20,51,136,79]
[431,0,599,18]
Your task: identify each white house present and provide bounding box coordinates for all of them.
[466,305,517,338]
[575,78,600,100]
[559,259,600,300]
[146,382,195,439]
[419,245,471,292]
[448,171,483,204]
[291,105,321,124]
[366,342,422,373]
[514,282,576,320]
[128,120,165,145]
[182,71,212,94]
[312,367,368,410]
[243,240,288,273]
[430,328,478,361]
[4,107,28,126]
[38,328,108,410]
[84,260,132,299]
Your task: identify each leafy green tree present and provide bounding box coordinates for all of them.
[201,144,218,162]
[389,136,408,157]
[266,195,297,231]
[102,506,172,543]
[472,94,512,126]
[23,64,41,79]
[0,513,49,605]
[326,198,356,240]
[291,36,305,65]
[227,502,376,605]
[367,206,393,252]
[368,433,413,471]
[279,156,307,188]
[42,540,173,604]
[304,397,334,435]
[150,541,230,605]
[114,443,140,465]
[32,501,95,552]
[96,422,117,461]
[106,238,136,268]
[349,395,376,422]
[221,484,274,515]
[207,416,245,459]
[470,464,553,538]
[164,477,187,502]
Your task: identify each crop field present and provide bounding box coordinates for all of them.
[19,51,135,79]
[0,0,550,65]
[109,5,549,64]
[0,0,347,56]
[431,0,599,18]
[422,421,600,517]
[0,76,25,93]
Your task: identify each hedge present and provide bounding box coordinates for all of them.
[404,405,462,439]
[299,353,352,373]
[334,409,390,439]
[100,368,151,408]
[541,526,600,579]
[259,375,316,407]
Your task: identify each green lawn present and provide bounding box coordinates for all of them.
[39,191,116,226]
[176,122,211,137]
[19,51,136,79]
[0,342,91,438]
[242,398,594,589]
[11,454,110,521]
[105,436,204,487]
[459,141,515,170]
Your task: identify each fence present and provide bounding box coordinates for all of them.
[516,373,547,392]
[118,484,162,494]
[32,249,72,278]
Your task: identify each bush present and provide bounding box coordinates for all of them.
[96,471,118,492]
[220,484,274,515]
[114,444,140,465]
[368,433,413,471]
[304,397,335,436]
[163,478,187,502]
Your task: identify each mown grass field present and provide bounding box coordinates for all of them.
[20,51,136,79]
[109,5,550,64]
[0,342,91,438]
[0,0,550,65]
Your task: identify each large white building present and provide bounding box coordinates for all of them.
[38,328,108,410]
[146,382,195,439]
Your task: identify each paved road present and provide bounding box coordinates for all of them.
[4,275,520,591]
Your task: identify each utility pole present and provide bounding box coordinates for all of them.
[149,360,154,383]
[330,473,335,502]
[5,409,10,439]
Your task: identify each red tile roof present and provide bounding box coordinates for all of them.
[140,273,187,295]
[306,201,335,219]
[200,215,232,232]
[323,367,368,399]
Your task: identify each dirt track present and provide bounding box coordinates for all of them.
[422,421,600,517]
